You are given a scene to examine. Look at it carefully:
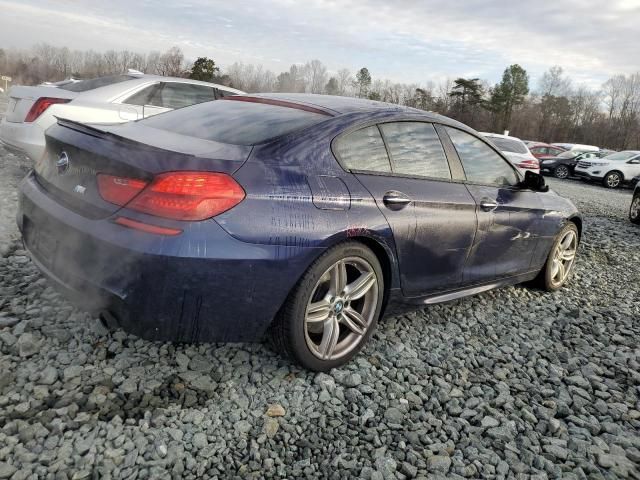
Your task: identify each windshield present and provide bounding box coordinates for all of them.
[485,137,529,154]
[603,151,639,161]
[557,150,579,159]
[59,74,135,92]
[141,98,331,146]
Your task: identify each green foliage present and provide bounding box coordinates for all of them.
[368,91,381,101]
[189,57,220,82]
[488,64,529,131]
[355,67,371,98]
[325,77,339,95]
[449,78,483,106]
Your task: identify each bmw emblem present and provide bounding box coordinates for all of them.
[56,151,70,175]
[334,301,344,314]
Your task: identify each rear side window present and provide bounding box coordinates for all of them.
[334,126,391,173]
[151,83,216,109]
[123,84,158,106]
[59,75,134,92]
[446,128,519,186]
[380,122,450,179]
[141,99,330,145]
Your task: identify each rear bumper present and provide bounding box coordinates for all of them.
[18,171,322,343]
[0,118,45,160]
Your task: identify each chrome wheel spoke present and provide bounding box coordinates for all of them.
[330,261,347,295]
[340,307,367,335]
[344,271,376,301]
[319,317,340,359]
[560,233,574,250]
[560,249,576,261]
[304,256,379,361]
[306,299,332,324]
[551,260,560,279]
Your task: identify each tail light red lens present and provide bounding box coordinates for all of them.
[25,97,71,122]
[97,174,148,206]
[518,159,540,170]
[97,171,245,221]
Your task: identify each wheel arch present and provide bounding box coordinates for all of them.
[568,216,583,241]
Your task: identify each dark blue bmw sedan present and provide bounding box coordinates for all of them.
[18,93,582,371]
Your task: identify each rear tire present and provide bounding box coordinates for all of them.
[630,194,640,224]
[535,223,579,291]
[270,242,384,371]
[553,165,569,179]
[603,171,623,189]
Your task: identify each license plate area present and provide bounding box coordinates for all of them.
[23,216,58,267]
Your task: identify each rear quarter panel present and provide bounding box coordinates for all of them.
[214,114,402,289]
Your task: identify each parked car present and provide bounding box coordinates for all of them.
[18,93,582,371]
[480,132,540,174]
[539,149,602,179]
[630,178,640,224]
[551,143,599,152]
[0,72,244,161]
[574,150,640,188]
[528,142,567,159]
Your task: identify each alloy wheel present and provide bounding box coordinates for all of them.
[630,196,640,221]
[304,257,379,360]
[554,165,569,179]
[550,229,577,287]
[606,173,621,188]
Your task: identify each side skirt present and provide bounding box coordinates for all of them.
[384,270,539,316]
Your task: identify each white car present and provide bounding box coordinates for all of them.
[574,150,640,189]
[550,143,599,153]
[480,132,540,175]
[0,72,244,160]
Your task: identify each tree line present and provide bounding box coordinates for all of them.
[1,44,639,150]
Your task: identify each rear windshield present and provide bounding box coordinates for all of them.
[486,137,529,154]
[140,99,330,146]
[59,75,135,92]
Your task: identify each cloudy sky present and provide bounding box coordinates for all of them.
[0,0,638,88]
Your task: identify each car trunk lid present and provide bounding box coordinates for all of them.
[5,86,77,123]
[35,119,252,219]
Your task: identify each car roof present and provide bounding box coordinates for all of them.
[245,93,426,115]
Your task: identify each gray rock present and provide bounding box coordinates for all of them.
[0,462,16,479]
[384,407,404,424]
[38,366,58,385]
[17,333,39,357]
[427,455,451,473]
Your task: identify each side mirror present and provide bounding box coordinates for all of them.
[523,170,549,192]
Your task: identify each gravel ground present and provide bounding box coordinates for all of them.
[0,132,639,479]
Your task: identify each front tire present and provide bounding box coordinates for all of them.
[630,194,640,224]
[270,242,384,371]
[536,223,579,291]
[603,171,623,189]
[553,165,570,179]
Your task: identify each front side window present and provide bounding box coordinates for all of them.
[151,83,216,109]
[379,122,451,179]
[446,128,519,186]
[334,126,391,173]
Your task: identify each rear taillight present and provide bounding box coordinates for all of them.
[24,97,71,122]
[97,175,148,206]
[98,171,245,221]
[518,159,540,170]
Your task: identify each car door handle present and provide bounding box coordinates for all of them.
[383,191,411,209]
[480,199,499,211]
